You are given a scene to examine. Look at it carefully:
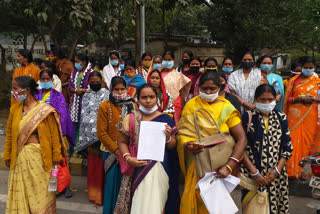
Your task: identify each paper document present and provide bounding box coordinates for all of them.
[196,172,240,214]
[137,121,166,162]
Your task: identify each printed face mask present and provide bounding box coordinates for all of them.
[11,89,27,101]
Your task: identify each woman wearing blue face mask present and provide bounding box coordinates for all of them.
[102,50,121,89]
[260,55,284,111]
[221,57,234,93]
[161,50,191,125]
[241,84,293,214]
[38,60,62,93]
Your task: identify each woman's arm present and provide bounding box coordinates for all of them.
[4,109,13,168]
[230,90,256,110]
[48,114,63,164]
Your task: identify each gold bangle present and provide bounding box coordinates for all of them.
[226,164,233,174]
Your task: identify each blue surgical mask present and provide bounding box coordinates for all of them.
[139,104,158,114]
[16,63,21,67]
[162,60,174,69]
[260,64,273,72]
[153,64,162,70]
[119,64,125,70]
[222,67,233,73]
[302,68,314,76]
[11,89,27,101]
[40,81,53,89]
[110,60,119,66]
[75,63,83,71]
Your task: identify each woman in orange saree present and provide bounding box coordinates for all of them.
[284,56,320,178]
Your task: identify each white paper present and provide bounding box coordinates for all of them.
[137,121,166,162]
[196,172,239,214]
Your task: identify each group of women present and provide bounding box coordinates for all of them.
[3,48,320,214]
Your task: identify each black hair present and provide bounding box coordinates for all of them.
[40,69,53,79]
[42,60,57,75]
[88,56,96,67]
[240,50,255,62]
[199,71,221,88]
[183,50,194,59]
[53,48,65,59]
[299,56,316,66]
[141,52,152,60]
[218,72,227,82]
[88,71,103,80]
[149,69,161,78]
[162,50,175,59]
[14,76,39,96]
[110,76,127,91]
[109,50,120,59]
[76,53,88,65]
[125,59,136,69]
[137,83,157,99]
[291,62,302,71]
[190,56,202,64]
[254,84,276,99]
[33,58,43,66]
[18,49,33,63]
[204,57,218,67]
[259,55,274,64]
[222,57,233,65]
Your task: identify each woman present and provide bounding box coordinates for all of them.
[177,50,193,73]
[39,60,62,92]
[218,72,241,112]
[97,76,137,213]
[241,84,293,214]
[102,50,121,88]
[221,57,234,92]
[228,51,262,113]
[147,69,175,116]
[117,84,180,214]
[204,57,218,72]
[284,56,320,178]
[5,76,65,213]
[123,59,146,98]
[12,49,41,105]
[177,71,247,213]
[149,55,163,72]
[69,53,93,145]
[183,56,203,100]
[77,71,109,205]
[137,52,152,79]
[119,56,126,75]
[161,50,191,125]
[259,55,284,111]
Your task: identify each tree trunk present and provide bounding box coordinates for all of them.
[67,23,87,60]
[23,32,27,49]
[30,33,40,52]
[162,1,168,48]
[135,3,141,66]
[0,44,6,74]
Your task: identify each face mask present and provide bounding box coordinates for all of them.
[110,60,119,66]
[75,63,83,71]
[153,64,162,70]
[17,63,21,67]
[139,104,158,114]
[190,66,200,73]
[260,64,273,72]
[40,81,53,89]
[11,89,27,101]
[142,61,152,68]
[241,61,255,70]
[222,67,233,73]
[162,60,174,69]
[205,67,217,72]
[119,64,125,70]
[256,101,276,114]
[125,72,135,78]
[112,92,128,101]
[199,90,219,102]
[302,68,314,76]
[183,58,191,65]
[90,82,102,92]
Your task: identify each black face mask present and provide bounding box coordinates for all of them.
[241,61,255,69]
[183,58,191,65]
[190,66,200,73]
[90,82,102,92]
[221,84,226,91]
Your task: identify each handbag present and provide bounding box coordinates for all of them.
[119,113,137,175]
[57,157,72,193]
[193,108,236,178]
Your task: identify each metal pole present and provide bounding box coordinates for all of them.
[140,0,145,55]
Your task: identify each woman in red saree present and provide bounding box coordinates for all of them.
[284,56,320,178]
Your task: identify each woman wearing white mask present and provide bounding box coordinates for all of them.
[102,50,121,89]
[177,71,247,213]
[117,84,180,214]
[161,50,191,125]
[241,84,293,214]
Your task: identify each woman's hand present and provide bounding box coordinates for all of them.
[163,124,172,141]
[247,103,256,110]
[254,174,269,187]
[114,149,121,161]
[5,159,10,168]
[265,169,277,184]
[127,157,148,168]
[185,141,204,154]
[75,88,82,96]
[216,165,231,178]
[301,95,314,104]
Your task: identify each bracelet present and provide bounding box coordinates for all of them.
[225,164,233,174]
[230,157,240,164]
[251,169,260,178]
[292,98,295,103]
[274,166,280,176]
[122,153,130,158]
[125,156,131,163]
[166,135,172,143]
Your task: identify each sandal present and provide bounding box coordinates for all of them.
[65,188,73,198]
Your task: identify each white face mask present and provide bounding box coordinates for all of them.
[255,101,276,114]
[199,90,219,102]
[139,104,158,114]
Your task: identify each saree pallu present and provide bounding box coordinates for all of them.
[267,73,284,111]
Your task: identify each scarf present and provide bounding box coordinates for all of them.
[123,73,146,88]
[109,92,135,118]
[183,69,202,95]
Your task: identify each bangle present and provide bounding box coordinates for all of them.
[125,156,131,163]
[122,153,130,158]
[225,164,233,174]
[166,135,172,143]
[230,157,240,164]
[251,169,260,178]
[274,166,280,175]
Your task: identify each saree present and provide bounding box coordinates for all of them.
[123,74,146,98]
[6,103,66,214]
[182,69,202,101]
[177,96,241,214]
[267,73,284,111]
[56,59,74,106]
[283,74,320,178]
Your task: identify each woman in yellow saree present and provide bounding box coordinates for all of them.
[284,56,320,178]
[4,76,65,214]
[177,71,247,213]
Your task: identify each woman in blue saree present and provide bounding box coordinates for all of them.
[116,84,180,214]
